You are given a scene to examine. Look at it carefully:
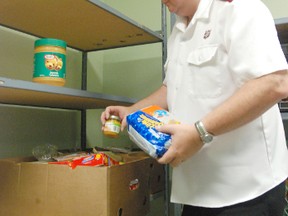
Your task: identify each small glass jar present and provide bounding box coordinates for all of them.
[103,115,121,138]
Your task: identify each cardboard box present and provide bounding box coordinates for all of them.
[123,152,165,194]
[147,159,165,194]
[0,153,151,216]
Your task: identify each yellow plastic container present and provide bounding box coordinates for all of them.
[33,38,66,86]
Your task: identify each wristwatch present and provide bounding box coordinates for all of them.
[194,121,214,144]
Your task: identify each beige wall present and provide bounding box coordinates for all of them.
[86,0,163,150]
[262,0,288,19]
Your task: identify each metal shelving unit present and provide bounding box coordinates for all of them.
[276,17,288,45]
[284,179,288,216]
[0,0,169,215]
[276,17,288,112]
[0,0,164,148]
[276,17,288,216]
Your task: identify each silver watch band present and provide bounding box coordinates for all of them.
[195,121,207,135]
[194,120,214,144]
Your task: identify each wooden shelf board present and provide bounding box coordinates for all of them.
[0,0,162,51]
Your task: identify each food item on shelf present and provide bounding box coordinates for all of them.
[126,105,179,158]
[103,115,121,138]
[33,38,67,86]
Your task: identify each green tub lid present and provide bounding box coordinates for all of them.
[35,38,67,48]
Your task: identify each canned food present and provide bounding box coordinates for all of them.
[33,38,67,86]
[103,115,121,138]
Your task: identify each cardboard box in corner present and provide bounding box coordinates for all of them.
[0,153,151,216]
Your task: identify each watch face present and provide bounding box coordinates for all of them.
[203,134,213,143]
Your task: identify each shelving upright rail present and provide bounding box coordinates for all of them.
[0,0,169,215]
[274,17,288,216]
[160,3,170,216]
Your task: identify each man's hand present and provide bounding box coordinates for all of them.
[156,123,204,167]
[101,106,133,131]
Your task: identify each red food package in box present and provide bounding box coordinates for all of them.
[69,153,105,169]
[49,153,121,169]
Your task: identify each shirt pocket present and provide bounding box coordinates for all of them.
[187,45,218,66]
[186,45,222,98]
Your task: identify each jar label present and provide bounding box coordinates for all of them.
[33,52,66,79]
[104,121,121,133]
